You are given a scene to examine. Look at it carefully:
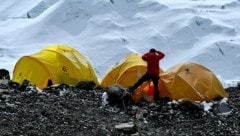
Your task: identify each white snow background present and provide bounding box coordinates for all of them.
[1,0,240,88]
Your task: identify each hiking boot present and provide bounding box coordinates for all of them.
[153,96,160,101]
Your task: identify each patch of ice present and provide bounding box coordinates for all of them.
[102,92,109,106]
[201,101,213,112]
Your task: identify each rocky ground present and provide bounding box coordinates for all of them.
[0,82,239,136]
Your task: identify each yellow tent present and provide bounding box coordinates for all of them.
[161,62,228,101]
[159,72,205,101]
[101,53,165,103]
[101,53,164,88]
[13,44,99,89]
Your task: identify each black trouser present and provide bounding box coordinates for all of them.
[130,73,160,99]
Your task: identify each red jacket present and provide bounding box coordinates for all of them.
[142,51,165,76]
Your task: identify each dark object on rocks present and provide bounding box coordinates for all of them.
[105,84,131,110]
[178,100,204,111]
[76,80,96,90]
[8,80,20,89]
[0,69,10,80]
[44,87,60,95]
[18,79,30,91]
[212,102,232,115]
[43,83,71,95]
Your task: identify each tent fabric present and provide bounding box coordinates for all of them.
[161,62,228,101]
[159,72,205,101]
[13,44,99,89]
[131,81,155,103]
[101,53,164,88]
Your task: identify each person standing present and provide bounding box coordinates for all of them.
[129,48,165,100]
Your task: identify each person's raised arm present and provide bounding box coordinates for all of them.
[156,50,165,59]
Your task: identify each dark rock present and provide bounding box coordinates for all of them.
[178,99,204,111]
[104,84,132,110]
[212,102,232,115]
[0,69,10,80]
[18,79,30,91]
[75,80,96,90]
[8,81,20,89]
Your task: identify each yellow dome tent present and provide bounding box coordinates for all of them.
[161,62,228,101]
[13,44,99,89]
[101,53,147,88]
[101,53,164,88]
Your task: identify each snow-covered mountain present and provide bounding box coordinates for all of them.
[1,0,240,87]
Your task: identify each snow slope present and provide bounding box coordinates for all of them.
[0,0,240,87]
